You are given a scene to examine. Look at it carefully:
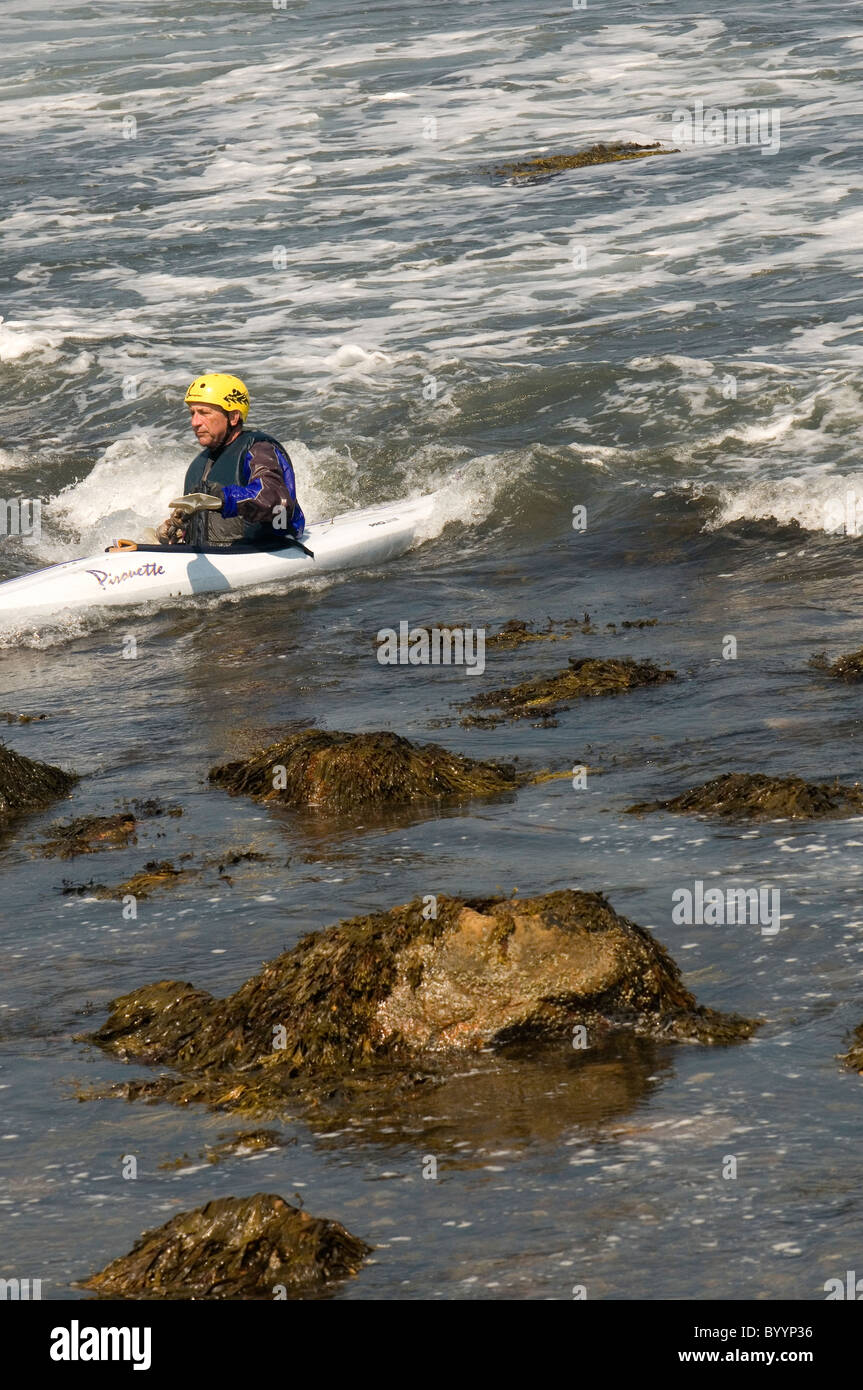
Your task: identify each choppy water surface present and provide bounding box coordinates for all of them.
[1,0,863,1300]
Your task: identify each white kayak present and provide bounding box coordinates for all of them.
[0,490,438,618]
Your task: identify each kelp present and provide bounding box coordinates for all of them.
[841,1024,863,1073]
[486,615,595,649]
[39,812,138,859]
[209,728,520,814]
[816,647,863,682]
[159,1130,289,1170]
[628,772,863,821]
[81,1194,370,1300]
[461,656,675,726]
[493,142,677,183]
[0,742,76,821]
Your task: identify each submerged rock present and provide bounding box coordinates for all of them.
[482,619,562,650]
[841,1025,863,1073]
[204,1129,287,1163]
[627,772,863,821]
[484,616,659,649]
[818,648,863,681]
[462,656,675,726]
[0,742,76,822]
[485,615,597,649]
[81,860,188,900]
[39,811,137,859]
[62,846,267,899]
[81,1194,370,1300]
[40,800,183,858]
[209,728,519,815]
[493,142,677,183]
[159,1130,290,1171]
[112,861,188,896]
[86,890,758,1117]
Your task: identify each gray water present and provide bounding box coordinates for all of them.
[1,0,863,1300]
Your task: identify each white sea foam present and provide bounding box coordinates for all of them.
[0,605,117,651]
[2,0,860,508]
[0,316,64,362]
[699,473,863,535]
[0,446,37,473]
[323,344,394,373]
[409,453,507,541]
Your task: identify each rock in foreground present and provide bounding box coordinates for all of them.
[81,1194,370,1299]
[209,728,519,814]
[0,742,76,821]
[87,891,758,1115]
[628,772,863,821]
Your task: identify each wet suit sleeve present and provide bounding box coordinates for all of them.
[220,441,301,531]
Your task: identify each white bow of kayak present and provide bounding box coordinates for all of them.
[0,491,439,618]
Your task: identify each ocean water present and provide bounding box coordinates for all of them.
[1,0,863,1301]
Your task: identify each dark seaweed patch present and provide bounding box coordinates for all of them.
[628,772,863,821]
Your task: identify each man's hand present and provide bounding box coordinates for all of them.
[156,509,188,545]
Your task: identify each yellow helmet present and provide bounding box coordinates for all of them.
[184,372,250,421]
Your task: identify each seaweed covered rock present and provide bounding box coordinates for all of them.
[485,615,597,649]
[39,800,182,858]
[462,656,675,726]
[627,772,863,821]
[485,619,561,650]
[103,860,187,898]
[399,614,602,656]
[0,742,76,821]
[40,811,137,858]
[87,891,758,1115]
[62,846,267,901]
[209,728,519,814]
[81,1194,370,1300]
[62,861,188,900]
[820,648,863,682]
[493,142,677,183]
[484,616,656,649]
[841,1025,863,1073]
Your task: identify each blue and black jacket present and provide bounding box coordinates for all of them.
[183,427,306,549]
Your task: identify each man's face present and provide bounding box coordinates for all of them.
[188,403,240,449]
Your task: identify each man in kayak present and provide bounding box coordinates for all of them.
[157,373,305,548]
